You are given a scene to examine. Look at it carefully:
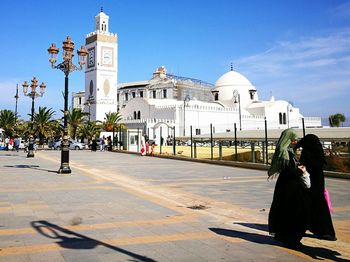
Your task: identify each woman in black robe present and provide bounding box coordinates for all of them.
[296,134,336,241]
[268,128,311,249]
[91,136,97,152]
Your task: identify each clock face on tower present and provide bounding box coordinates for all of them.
[88,47,95,68]
[101,47,113,67]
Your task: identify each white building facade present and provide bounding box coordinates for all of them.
[119,66,321,148]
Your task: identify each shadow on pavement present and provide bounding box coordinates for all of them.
[3,165,57,173]
[234,222,269,232]
[209,228,347,262]
[31,220,156,262]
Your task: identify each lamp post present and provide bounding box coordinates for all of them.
[183,95,190,136]
[48,36,88,174]
[84,95,94,122]
[14,84,19,125]
[287,103,292,128]
[233,90,242,131]
[22,77,46,158]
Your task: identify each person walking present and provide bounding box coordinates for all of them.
[14,137,20,152]
[91,136,97,152]
[140,135,146,156]
[268,128,311,249]
[4,137,9,151]
[296,134,337,241]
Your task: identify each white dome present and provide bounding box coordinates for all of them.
[213,70,258,108]
[215,70,252,87]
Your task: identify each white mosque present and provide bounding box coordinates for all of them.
[72,10,321,151]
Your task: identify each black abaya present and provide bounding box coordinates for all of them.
[268,151,311,246]
[298,140,336,240]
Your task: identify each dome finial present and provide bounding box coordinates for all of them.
[230,63,233,71]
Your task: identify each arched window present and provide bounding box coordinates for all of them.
[283,113,287,124]
[279,113,282,124]
[133,111,137,119]
[137,111,141,119]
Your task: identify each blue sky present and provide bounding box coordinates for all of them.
[0,0,349,122]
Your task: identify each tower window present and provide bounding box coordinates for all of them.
[133,111,137,119]
[163,89,167,98]
[140,91,143,98]
[79,97,82,105]
[117,94,119,102]
[153,90,156,98]
[214,93,219,101]
[137,111,141,119]
[125,93,128,101]
[132,92,136,98]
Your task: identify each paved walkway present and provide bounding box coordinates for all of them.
[0,150,349,261]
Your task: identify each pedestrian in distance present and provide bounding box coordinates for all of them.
[14,137,20,152]
[268,128,311,249]
[296,134,337,241]
[4,137,9,151]
[91,136,97,152]
[140,135,146,156]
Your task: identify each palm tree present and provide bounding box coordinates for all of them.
[68,108,87,140]
[0,109,16,137]
[77,120,102,143]
[103,111,124,146]
[103,111,123,131]
[32,107,58,145]
[329,113,346,127]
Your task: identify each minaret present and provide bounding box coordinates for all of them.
[85,9,118,121]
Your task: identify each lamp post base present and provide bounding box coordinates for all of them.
[27,137,35,158]
[58,141,71,174]
[57,164,71,174]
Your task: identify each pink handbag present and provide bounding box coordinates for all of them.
[324,188,333,213]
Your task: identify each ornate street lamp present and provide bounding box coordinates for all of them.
[22,77,46,158]
[48,36,88,174]
[233,90,242,131]
[183,95,190,136]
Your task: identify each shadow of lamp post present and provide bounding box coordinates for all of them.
[22,77,46,158]
[48,36,88,174]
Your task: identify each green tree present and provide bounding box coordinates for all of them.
[77,120,102,143]
[32,107,58,144]
[329,113,346,127]
[103,111,123,132]
[0,109,15,137]
[68,108,87,140]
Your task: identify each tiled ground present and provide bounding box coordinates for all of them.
[0,150,349,261]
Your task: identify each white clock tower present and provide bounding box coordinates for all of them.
[85,9,118,121]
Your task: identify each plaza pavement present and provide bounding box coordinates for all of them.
[0,149,349,262]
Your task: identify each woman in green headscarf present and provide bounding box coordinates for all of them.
[268,128,311,249]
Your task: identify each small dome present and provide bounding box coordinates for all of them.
[215,70,252,87]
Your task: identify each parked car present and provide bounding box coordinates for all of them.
[54,139,85,150]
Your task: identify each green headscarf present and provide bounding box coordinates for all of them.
[268,128,298,178]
